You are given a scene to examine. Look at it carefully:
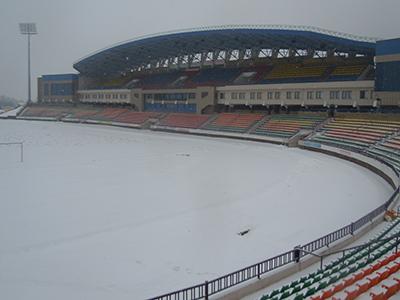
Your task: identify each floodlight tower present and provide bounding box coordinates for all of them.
[19,23,37,104]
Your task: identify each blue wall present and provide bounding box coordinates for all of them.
[376,38,400,56]
[375,61,400,91]
[144,103,197,113]
[50,83,74,96]
[42,74,78,81]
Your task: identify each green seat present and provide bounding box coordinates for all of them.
[293,294,304,300]
[328,275,339,285]
[279,290,291,300]
[304,287,316,297]
[301,280,312,289]
[317,280,328,291]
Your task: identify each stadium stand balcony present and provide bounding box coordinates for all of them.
[86,107,128,121]
[101,76,131,89]
[309,117,400,152]
[190,67,242,86]
[203,113,264,133]
[158,113,211,129]
[253,115,326,138]
[139,71,183,89]
[21,105,71,119]
[366,134,400,172]
[328,64,369,81]
[256,64,328,84]
[112,111,161,125]
[259,219,400,300]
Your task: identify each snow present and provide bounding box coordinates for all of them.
[0,105,24,118]
[0,120,393,300]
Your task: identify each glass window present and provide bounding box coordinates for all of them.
[250,92,255,100]
[307,91,314,100]
[330,91,339,100]
[342,91,352,99]
[267,92,273,100]
[360,90,366,99]
[220,93,225,100]
[256,92,262,100]
[232,92,238,100]
[274,92,280,99]
[44,83,49,96]
[294,91,300,99]
[239,92,245,100]
[286,91,292,99]
[316,91,322,99]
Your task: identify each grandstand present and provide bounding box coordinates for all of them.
[258,219,400,300]
[19,24,400,300]
[253,115,326,138]
[308,117,400,152]
[203,113,264,133]
[36,25,399,114]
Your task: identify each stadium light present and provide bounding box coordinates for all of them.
[19,23,38,104]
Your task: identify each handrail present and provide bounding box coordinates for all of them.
[148,154,400,299]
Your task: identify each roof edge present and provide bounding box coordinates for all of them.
[74,24,379,66]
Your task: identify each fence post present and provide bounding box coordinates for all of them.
[294,246,301,263]
[205,281,209,300]
[350,222,354,235]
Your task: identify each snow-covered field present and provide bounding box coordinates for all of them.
[0,120,393,300]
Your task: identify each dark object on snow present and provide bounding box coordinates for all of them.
[238,229,250,236]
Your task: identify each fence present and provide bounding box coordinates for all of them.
[148,157,400,300]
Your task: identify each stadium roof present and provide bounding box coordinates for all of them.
[73,24,378,77]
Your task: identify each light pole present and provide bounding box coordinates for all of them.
[19,23,37,104]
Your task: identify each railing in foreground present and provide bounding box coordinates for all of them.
[148,189,399,300]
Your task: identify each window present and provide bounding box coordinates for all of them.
[99,94,104,99]
[274,92,280,99]
[239,92,245,100]
[201,92,209,98]
[220,93,225,100]
[330,91,339,100]
[105,94,111,99]
[294,91,300,99]
[360,90,366,99]
[342,91,352,99]
[307,91,314,100]
[44,83,49,96]
[256,92,262,100]
[188,93,195,99]
[267,92,273,100]
[250,92,256,100]
[93,94,98,99]
[286,91,292,100]
[231,92,238,100]
[113,94,118,99]
[316,91,322,99]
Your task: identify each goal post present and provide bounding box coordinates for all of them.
[0,142,24,162]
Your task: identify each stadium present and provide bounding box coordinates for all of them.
[1,24,400,300]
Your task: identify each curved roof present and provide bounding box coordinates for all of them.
[73,24,378,77]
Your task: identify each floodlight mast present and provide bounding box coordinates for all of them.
[19,23,37,104]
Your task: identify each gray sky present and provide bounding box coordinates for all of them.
[1,0,399,101]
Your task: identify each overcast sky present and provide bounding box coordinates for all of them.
[1,0,399,101]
